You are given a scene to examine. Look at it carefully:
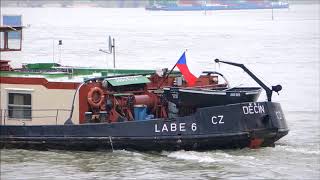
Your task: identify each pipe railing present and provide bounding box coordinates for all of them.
[0,108,71,125]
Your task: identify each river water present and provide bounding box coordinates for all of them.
[1,4,319,179]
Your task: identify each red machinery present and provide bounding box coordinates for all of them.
[84,72,226,123]
[85,75,168,123]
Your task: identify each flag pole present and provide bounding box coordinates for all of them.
[158,50,187,88]
[157,61,178,88]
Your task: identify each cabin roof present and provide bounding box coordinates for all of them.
[0,66,157,83]
[0,26,23,32]
[106,75,150,86]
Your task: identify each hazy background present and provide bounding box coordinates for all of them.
[1,0,319,8]
[1,1,319,179]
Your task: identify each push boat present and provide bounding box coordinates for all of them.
[0,26,288,151]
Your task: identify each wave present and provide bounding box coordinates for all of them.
[285,110,320,114]
[112,149,145,157]
[166,151,221,163]
[163,150,258,165]
[274,145,320,155]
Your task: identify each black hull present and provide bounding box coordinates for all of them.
[0,102,288,151]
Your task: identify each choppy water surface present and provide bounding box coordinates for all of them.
[1,3,320,179]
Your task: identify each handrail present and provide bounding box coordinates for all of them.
[1,108,71,125]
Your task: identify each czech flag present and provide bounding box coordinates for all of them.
[176,52,197,86]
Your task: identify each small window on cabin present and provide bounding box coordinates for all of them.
[8,93,32,120]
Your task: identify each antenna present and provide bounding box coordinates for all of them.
[108,35,112,53]
[52,40,55,63]
[99,35,116,68]
[204,0,207,15]
[271,2,274,20]
[58,40,62,64]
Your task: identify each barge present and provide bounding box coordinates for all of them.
[146,0,289,11]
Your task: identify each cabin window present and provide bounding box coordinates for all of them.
[8,93,32,120]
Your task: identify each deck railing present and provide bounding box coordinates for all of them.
[0,108,71,125]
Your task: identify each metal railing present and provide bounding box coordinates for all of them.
[0,108,71,125]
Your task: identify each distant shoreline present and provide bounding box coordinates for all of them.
[1,0,319,8]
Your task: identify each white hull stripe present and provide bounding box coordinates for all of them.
[165,88,261,96]
[179,89,227,95]
[245,91,261,95]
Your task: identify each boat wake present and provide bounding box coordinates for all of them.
[162,150,258,166]
[165,151,226,163]
[273,145,320,155]
[112,149,145,157]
